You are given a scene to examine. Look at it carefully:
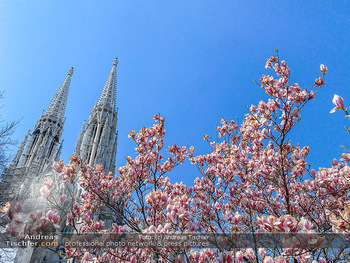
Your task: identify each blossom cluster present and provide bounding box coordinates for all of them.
[4,54,350,262]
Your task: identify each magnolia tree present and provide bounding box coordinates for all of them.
[4,53,350,262]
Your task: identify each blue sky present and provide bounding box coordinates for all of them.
[0,1,349,186]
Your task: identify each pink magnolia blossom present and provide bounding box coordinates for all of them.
[340,153,350,163]
[60,194,67,203]
[258,248,266,259]
[235,251,243,262]
[43,177,53,189]
[46,210,60,224]
[39,186,50,198]
[320,64,328,74]
[67,213,73,224]
[264,256,274,263]
[330,94,345,113]
[82,252,94,262]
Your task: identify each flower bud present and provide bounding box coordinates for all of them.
[330,94,345,113]
[320,64,328,74]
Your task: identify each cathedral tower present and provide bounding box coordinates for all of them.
[9,67,73,176]
[1,67,73,201]
[73,58,118,173]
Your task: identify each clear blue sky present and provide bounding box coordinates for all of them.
[0,1,349,186]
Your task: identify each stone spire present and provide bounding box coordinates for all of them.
[96,58,117,109]
[9,130,30,169]
[55,140,64,161]
[73,120,86,157]
[45,67,73,120]
[75,59,118,173]
[13,67,73,174]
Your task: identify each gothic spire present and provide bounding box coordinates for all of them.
[9,130,30,169]
[45,67,73,120]
[96,58,117,109]
[73,120,86,157]
[76,58,118,173]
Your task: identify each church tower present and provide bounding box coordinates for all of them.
[8,67,73,176]
[1,67,73,201]
[73,58,118,173]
